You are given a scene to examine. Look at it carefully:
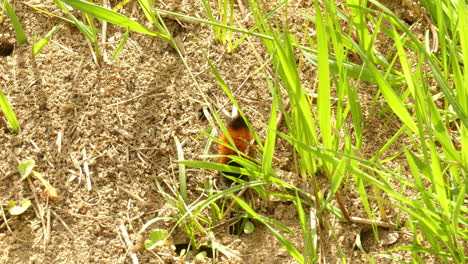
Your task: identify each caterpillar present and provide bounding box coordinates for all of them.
[218,113,253,184]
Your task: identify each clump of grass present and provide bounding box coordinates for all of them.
[201,0,235,51]
[47,0,178,64]
[15,0,464,263]
[53,0,102,65]
[179,0,467,263]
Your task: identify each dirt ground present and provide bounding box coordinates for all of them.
[1,1,437,263]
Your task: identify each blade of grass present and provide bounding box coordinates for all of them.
[32,25,62,56]
[112,28,129,61]
[314,0,332,168]
[302,51,403,85]
[3,0,27,45]
[248,0,318,179]
[58,0,168,39]
[53,0,94,41]
[458,0,468,172]
[262,77,277,180]
[112,0,132,12]
[174,136,187,203]
[295,193,317,263]
[0,88,20,134]
[25,3,73,23]
[137,0,170,39]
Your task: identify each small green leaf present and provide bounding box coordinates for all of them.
[148,229,169,241]
[8,199,31,215]
[194,251,207,261]
[243,220,255,234]
[143,239,154,250]
[18,160,35,180]
[144,229,169,250]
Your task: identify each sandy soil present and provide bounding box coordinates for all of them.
[1,0,436,263]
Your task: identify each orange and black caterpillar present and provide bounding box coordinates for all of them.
[218,114,253,184]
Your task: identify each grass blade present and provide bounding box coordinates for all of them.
[262,78,277,180]
[314,0,332,158]
[174,136,187,203]
[112,28,129,60]
[59,0,166,39]
[3,0,27,45]
[32,25,62,56]
[0,88,20,134]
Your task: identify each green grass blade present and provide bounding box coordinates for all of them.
[295,193,317,263]
[458,0,468,171]
[58,0,166,39]
[0,88,20,134]
[25,3,73,23]
[200,0,221,39]
[314,0,332,155]
[137,0,169,38]
[302,51,403,85]
[32,25,62,56]
[0,1,5,23]
[220,0,228,45]
[158,9,273,41]
[53,0,94,41]
[3,0,27,45]
[112,28,129,61]
[346,0,370,49]
[262,78,277,180]
[174,136,187,203]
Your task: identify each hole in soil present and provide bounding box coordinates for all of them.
[174,243,215,259]
[226,213,256,236]
[0,42,14,57]
[355,227,397,252]
[198,108,207,121]
[356,229,373,252]
[403,17,415,25]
